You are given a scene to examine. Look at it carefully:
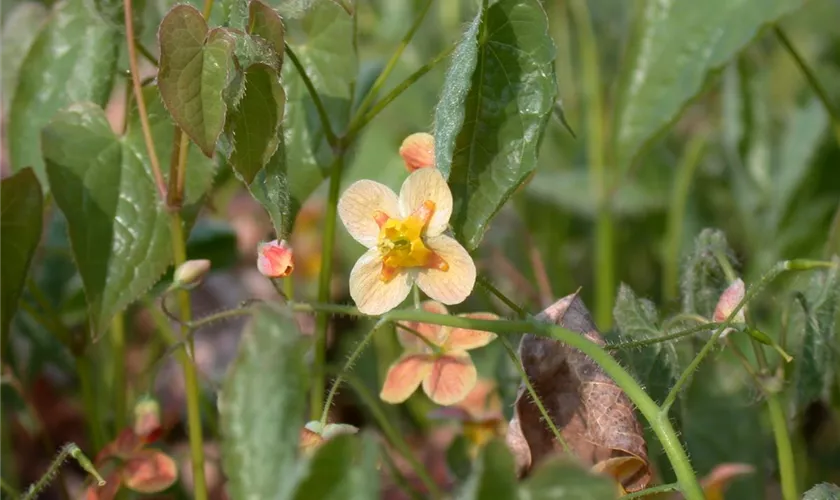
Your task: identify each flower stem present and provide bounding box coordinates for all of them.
[111,313,127,432]
[767,392,798,500]
[478,274,527,317]
[21,443,104,500]
[320,321,386,427]
[77,354,106,451]
[311,154,345,419]
[285,44,338,149]
[606,322,721,351]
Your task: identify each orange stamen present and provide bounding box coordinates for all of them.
[380,263,400,283]
[373,210,391,229]
[412,200,436,226]
[427,253,449,272]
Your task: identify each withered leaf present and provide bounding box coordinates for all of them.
[505,292,652,492]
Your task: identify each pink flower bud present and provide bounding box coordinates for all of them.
[714,278,746,324]
[133,397,161,438]
[257,239,294,278]
[399,133,435,172]
[173,259,211,288]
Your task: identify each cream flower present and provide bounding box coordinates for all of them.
[338,168,476,315]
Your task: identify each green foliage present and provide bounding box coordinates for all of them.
[433,0,557,250]
[613,0,804,173]
[291,434,380,500]
[219,305,309,499]
[680,229,733,317]
[7,0,119,185]
[0,2,47,111]
[519,458,618,499]
[158,4,236,157]
[460,440,518,500]
[0,168,43,342]
[41,88,216,336]
[803,483,840,500]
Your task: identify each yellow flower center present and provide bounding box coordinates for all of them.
[373,201,449,282]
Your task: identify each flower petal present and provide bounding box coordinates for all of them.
[398,167,452,237]
[713,278,746,323]
[350,248,412,315]
[416,235,476,305]
[321,423,360,440]
[122,450,178,494]
[444,312,498,351]
[380,354,434,404]
[422,353,477,405]
[300,427,324,452]
[396,300,449,349]
[338,180,400,247]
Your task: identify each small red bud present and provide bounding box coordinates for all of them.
[257,239,294,278]
[713,278,746,324]
[399,133,435,172]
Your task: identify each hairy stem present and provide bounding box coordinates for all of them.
[607,322,721,351]
[767,393,797,500]
[22,443,104,500]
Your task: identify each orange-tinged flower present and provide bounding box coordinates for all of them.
[380,301,496,405]
[338,168,476,315]
[399,132,435,172]
[257,239,294,278]
[713,278,746,339]
[299,421,359,455]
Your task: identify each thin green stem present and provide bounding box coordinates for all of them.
[826,200,840,258]
[285,44,338,148]
[774,26,840,143]
[295,301,704,499]
[320,321,386,427]
[621,482,680,499]
[478,274,527,317]
[343,374,443,498]
[311,154,345,419]
[498,336,570,453]
[568,0,611,329]
[767,393,797,500]
[352,0,433,118]
[168,215,208,500]
[21,443,105,500]
[663,135,707,302]
[0,478,20,497]
[397,323,441,353]
[607,322,721,351]
[344,44,455,142]
[111,313,127,432]
[77,354,106,451]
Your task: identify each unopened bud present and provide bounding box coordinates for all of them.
[173,259,211,288]
[257,239,294,278]
[713,278,746,324]
[133,397,161,438]
[399,132,435,172]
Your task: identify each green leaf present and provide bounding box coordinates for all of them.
[460,440,517,500]
[794,260,839,409]
[282,0,356,223]
[518,458,618,499]
[42,88,216,336]
[224,64,286,183]
[7,0,119,185]
[219,304,308,500]
[680,229,732,317]
[434,0,558,249]
[249,0,286,60]
[291,434,379,500]
[613,0,804,172]
[158,4,236,157]
[446,434,473,482]
[612,284,679,405]
[250,142,292,239]
[1,2,48,113]
[803,483,840,500]
[0,168,43,342]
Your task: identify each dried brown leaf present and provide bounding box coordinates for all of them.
[505,293,652,492]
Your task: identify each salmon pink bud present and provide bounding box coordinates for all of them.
[713,278,746,324]
[399,132,435,172]
[257,239,294,278]
[173,259,211,288]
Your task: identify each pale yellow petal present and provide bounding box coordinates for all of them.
[415,235,476,305]
[380,354,434,404]
[338,180,400,247]
[349,248,412,315]
[422,352,477,405]
[398,167,452,237]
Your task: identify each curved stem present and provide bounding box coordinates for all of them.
[22,443,104,500]
[285,44,338,148]
[607,322,721,351]
[320,321,386,427]
[767,393,797,500]
[352,0,433,118]
[311,154,345,419]
[478,274,527,317]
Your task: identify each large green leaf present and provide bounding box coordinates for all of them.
[7,0,119,185]
[613,0,804,173]
[42,88,216,336]
[1,2,47,113]
[680,229,732,317]
[282,0,356,223]
[0,168,43,342]
[518,458,617,499]
[460,440,517,500]
[158,4,236,157]
[219,305,308,500]
[612,284,680,405]
[433,0,557,250]
[793,261,839,410]
[291,434,379,500]
[249,0,286,60]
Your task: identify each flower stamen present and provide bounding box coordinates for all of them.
[374,200,449,282]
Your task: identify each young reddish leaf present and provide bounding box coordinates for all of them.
[122,450,178,493]
[158,5,235,157]
[506,293,652,492]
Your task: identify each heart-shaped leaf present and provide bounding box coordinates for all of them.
[249,0,286,63]
[0,168,43,342]
[219,304,308,500]
[42,88,216,336]
[158,4,236,157]
[7,0,119,185]
[613,0,805,174]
